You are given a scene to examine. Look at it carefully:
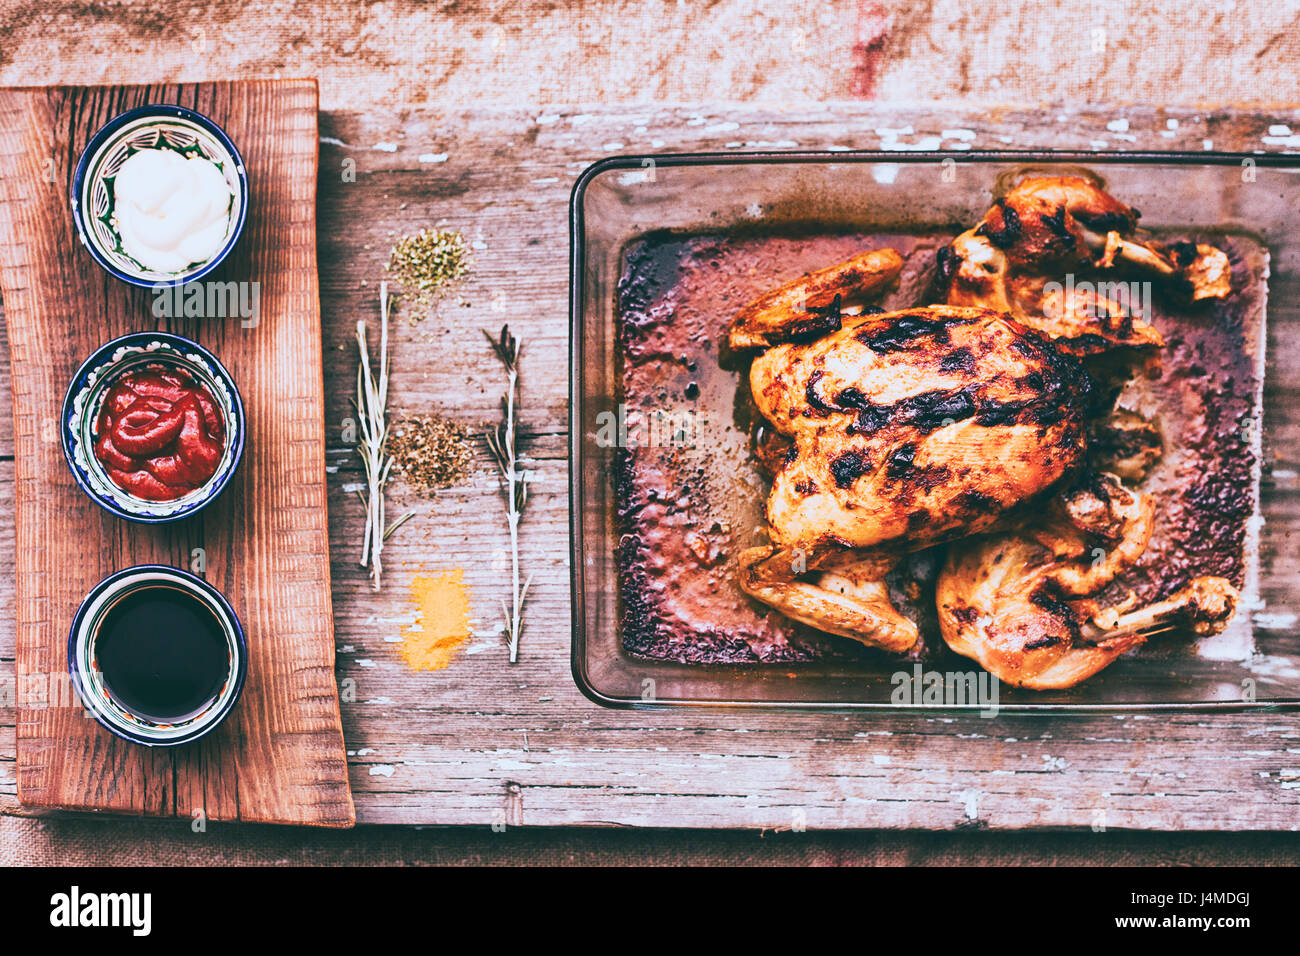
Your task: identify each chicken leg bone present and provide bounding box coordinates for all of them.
[1081,576,1239,642]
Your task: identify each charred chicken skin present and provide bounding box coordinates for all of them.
[731,301,1093,654]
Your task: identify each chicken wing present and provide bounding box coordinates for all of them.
[938,175,1230,357]
[728,247,904,350]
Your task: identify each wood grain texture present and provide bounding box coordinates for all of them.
[5,1,1300,112]
[2,102,1299,831]
[0,81,354,827]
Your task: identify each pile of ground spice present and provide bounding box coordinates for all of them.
[398,568,473,671]
[386,414,476,493]
[385,228,470,321]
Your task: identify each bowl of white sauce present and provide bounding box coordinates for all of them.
[71,105,248,288]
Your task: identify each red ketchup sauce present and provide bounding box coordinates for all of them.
[93,365,226,501]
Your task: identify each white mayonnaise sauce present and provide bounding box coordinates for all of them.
[111,147,233,273]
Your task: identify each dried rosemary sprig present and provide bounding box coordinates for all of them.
[484,324,532,663]
[354,281,411,590]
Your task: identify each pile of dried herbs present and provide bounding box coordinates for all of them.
[386,414,475,494]
[385,228,470,321]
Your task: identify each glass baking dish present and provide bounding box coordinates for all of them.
[569,151,1300,712]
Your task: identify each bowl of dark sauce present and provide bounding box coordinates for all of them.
[68,566,246,746]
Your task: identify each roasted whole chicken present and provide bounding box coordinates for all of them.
[726,175,1241,687]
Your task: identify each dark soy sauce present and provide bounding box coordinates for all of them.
[95,586,230,724]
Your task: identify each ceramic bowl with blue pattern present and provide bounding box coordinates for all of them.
[68,565,247,747]
[62,332,245,523]
[71,104,248,288]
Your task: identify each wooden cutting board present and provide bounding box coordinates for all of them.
[0,80,354,827]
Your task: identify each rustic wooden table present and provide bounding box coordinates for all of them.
[1,102,1298,830]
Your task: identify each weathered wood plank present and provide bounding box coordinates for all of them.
[0,82,353,827]
[5,2,1300,114]
[4,103,1300,829]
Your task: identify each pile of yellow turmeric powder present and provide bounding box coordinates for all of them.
[397,569,473,671]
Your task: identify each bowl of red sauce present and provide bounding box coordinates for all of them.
[62,332,244,522]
